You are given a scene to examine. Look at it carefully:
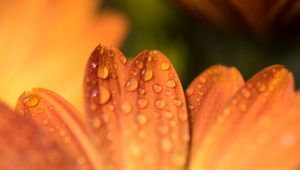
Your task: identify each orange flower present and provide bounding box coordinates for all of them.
[0,0,128,111]
[1,45,300,169]
[173,0,300,37]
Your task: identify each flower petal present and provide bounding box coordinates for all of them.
[0,103,78,169]
[15,88,100,170]
[84,45,189,170]
[185,65,244,165]
[188,65,296,170]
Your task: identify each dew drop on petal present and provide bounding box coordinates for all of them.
[125,78,138,91]
[135,60,144,69]
[153,84,163,93]
[135,114,148,125]
[121,102,132,114]
[256,82,266,92]
[157,124,170,135]
[137,98,149,109]
[178,113,188,122]
[93,117,101,130]
[119,56,127,64]
[155,99,166,109]
[241,88,251,98]
[22,94,39,108]
[37,108,44,114]
[186,88,194,97]
[161,61,170,70]
[97,65,109,79]
[199,76,206,84]
[188,104,194,110]
[141,68,153,81]
[138,88,146,95]
[166,80,176,88]
[173,98,182,106]
[160,138,172,153]
[163,111,174,119]
[42,119,49,125]
[98,86,111,105]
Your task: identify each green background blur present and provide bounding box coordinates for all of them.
[104,0,300,88]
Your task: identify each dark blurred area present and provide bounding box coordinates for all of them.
[103,0,300,88]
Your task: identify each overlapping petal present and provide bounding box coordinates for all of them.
[83,45,189,170]
[0,103,78,169]
[187,65,300,170]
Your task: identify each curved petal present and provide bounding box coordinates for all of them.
[83,45,189,170]
[0,0,128,111]
[0,103,78,169]
[188,65,297,170]
[185,65,244,166]
[15,88,100,170]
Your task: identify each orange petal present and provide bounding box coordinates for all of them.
[0,103,78,169]
[15,88,100,170]
[84,45,189,170]
[0,0,128,112]
[188,65,296,170]
[185,65,244,164]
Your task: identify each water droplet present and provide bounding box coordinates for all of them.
[105,104,115,111]
[49,105,54,110]
[272,69,281,78]
[138,88,146,95]
[135,60,143,69]
[178,113,188,122]
[102,113,110,123]
[171,154,186,167]
[37,108,44,114]
[153,84,162,93]
[161,62,170,70]
[186,88,194,96]
[256,82,266,92]
[239,104,247,112]
[166,80,176,88]
[121,102,132,114]
[137,98,149,109]
[196,84,202,89]
[98,86,111,105]
[138,130,147,139]
[199,76,206,83]
[59,129,67,137]
[241,88,251,98]
[141,68,153,81]
[165,90,172,96]
[93,117,101,130]
[97,65,109,79]
[125,78,138,91]
[173,99,182,106]
[130,70,138,76]
[42,119,49,125]
[136,114,148,125]
[129,144,142,157]
[155,99,166,109]
[157,124,170,135]
[160,138,172,153]
[188,104,194,110]
[22,94,39,107]
[164,111,174,119]
[119,56,127,64]
[146,54,153,62]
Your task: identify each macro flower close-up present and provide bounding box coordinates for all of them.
[1,0,300,170]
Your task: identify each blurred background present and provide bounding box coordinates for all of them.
[104,0,300,88]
